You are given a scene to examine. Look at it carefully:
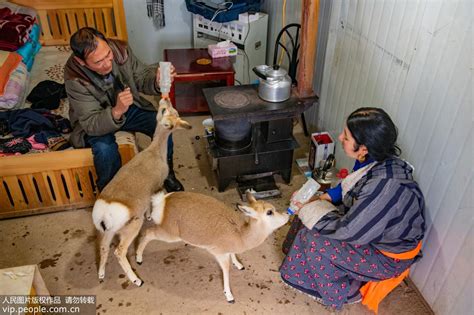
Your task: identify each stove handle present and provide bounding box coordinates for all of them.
[253,124,259,165]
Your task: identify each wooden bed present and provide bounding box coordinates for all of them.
[0,0,134,219]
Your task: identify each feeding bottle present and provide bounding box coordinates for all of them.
[287,177,321,215]
[159,61,172,97]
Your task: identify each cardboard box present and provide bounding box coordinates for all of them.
[295,158,312,178]
[308,132,335,170]
[0,265,50,296]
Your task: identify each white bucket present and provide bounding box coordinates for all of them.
[202,118,214,135]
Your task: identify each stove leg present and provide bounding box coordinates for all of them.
[281,169,292,184]
[218,177,233,192]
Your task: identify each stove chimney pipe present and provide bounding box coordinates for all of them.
[296,0,320,98]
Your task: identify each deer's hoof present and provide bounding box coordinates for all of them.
[227,299,235,304]
[133,279,143,287]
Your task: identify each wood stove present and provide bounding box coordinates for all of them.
[203,84,317,192]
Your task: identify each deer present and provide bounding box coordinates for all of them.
[135,190,289,303]
[91,98,191,287]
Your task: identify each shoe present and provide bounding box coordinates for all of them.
[164,157,184,192]
[164,171,184,192]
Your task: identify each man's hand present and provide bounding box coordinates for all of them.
[112,87,133,120]
[155,64,177,87]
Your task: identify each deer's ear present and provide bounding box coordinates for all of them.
[236,204,258,218]
[245,190,257,204]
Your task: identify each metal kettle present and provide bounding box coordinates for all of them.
[252,65,292,102]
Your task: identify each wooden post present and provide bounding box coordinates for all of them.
[296,0,320,98]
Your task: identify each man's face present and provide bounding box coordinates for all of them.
[83,38,114,75]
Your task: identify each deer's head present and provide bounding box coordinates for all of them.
[236,191,289,230]
[157,98,192,131]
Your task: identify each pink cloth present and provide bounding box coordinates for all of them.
[27,135,47,150]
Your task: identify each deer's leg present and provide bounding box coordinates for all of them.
[115,216,144,287]
[136,228,156,264]
[98,230,114,281]
[214,253,235,303]
[230,253,245,270]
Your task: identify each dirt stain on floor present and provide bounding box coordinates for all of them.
[39,253,62,269]
[163,255,176,265]
[71,229,86,239]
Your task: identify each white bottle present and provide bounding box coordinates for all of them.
[287,177,321,215]
[159,61,172,95]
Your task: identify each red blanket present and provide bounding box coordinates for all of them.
[0,7,36,51]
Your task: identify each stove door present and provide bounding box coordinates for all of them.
[262,118,294,143]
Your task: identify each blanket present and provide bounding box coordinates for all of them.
[0,7,36,51]
[0,62,28,109]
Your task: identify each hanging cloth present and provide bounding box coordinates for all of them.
[147,0,165,29]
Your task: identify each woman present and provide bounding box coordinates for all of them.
[280,107,425,310]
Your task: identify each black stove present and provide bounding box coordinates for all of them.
[203,84,317,192]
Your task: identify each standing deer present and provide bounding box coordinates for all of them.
[136,190,289,302]
[92,98,191,286]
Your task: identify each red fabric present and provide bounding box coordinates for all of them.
[0,7,36,51]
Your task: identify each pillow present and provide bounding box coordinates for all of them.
[0,51,22,94]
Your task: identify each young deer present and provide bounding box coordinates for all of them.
[92,98,191,286]
[136,190,289,303]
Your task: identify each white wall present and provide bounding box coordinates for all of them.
[123,0,193,64]
[317,1,472,314]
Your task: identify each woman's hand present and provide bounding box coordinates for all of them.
[291,192,333,215]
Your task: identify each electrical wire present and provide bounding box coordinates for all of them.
[243,12,251,83]
[209,2,233,23]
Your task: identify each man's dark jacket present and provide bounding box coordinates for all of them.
[64,39,160,148]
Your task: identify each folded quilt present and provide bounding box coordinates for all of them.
[16,24,41,70]
[0,7,36,51]
[0,62,28,109]
[0,51,22,94]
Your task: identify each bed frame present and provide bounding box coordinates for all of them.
[10,0,128,45]
[0,0,134,219]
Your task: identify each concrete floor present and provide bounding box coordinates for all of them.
[0,116,432,315]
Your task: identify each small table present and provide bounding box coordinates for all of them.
[164,48,235,114]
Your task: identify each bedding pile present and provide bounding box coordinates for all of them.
[0,2,41,110]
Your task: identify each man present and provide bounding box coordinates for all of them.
[64,27,183,192]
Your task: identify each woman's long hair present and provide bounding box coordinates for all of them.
[346,107,401,161]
